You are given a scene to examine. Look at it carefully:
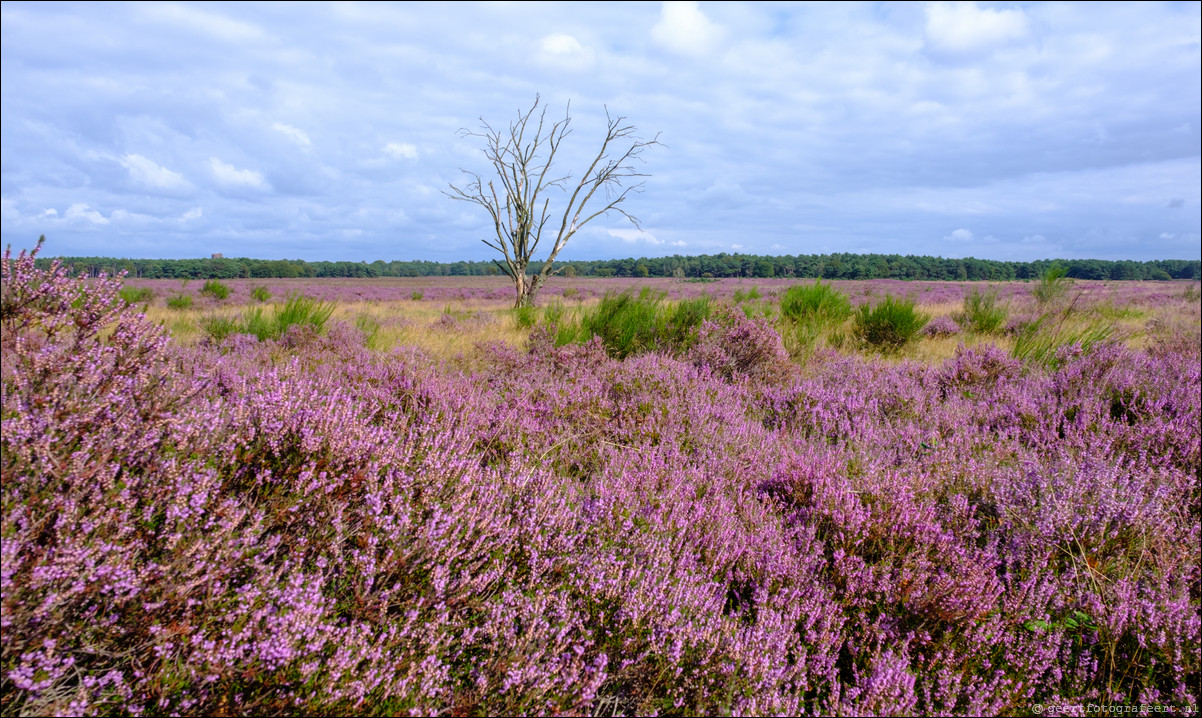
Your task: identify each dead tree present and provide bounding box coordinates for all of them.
[446,96,659,308]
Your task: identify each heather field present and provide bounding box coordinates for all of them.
[3,246,1201,716]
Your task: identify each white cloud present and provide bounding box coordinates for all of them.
[945,228,974,241]
[652,1,726,56]
[42,208,58,217]
[671,240,687,248]
[925,2,1029,54]
[730,243,745,250]
[384,142,419,160]
[1159,232,1175,240]
[272,122,311,147]
[537,33,594,70]
[608,227,662,244]
[209,158,268,189]
[182,207,203,221]
[120,154,189,190]
[65,203,109,224]
[143,3,266,42]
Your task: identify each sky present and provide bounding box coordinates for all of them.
[2,1,1200,263]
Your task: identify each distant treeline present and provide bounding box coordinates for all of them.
[39,252,1201,282]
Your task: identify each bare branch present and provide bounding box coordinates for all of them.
[444,96,659,307]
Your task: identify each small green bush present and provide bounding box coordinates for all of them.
[166,294,193,310]
[411,290,424,301]
[780,281,852,326]
[355,314,383,350]
[855,294,930,352]
[733,286,762,304]
[239,294,337,341]
[956,286,1008,334]
[512,305,539,329]
[561,287,581,300]
[118,286,155,305]
[558,288,712,359]
[250,285,272,302]
[542,300,567,328]
[276,293,336,334]
[200,280,230,300]
[1033,264,1070,306]
[199,315,240,342]
[1011,315,1115,367]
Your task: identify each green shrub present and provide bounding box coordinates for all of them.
[276,293,336,334]
[355,314,383,350]
[118,286,155,305]
[956,286,1008,334]
[780,281,852,326]
[200,280,230,300]
[1011,315,1115,367]
[559,288,712,359]
[854,294,930,352]
[1033,264,1070,306]
[199,315,240,342]
[660,296,712,352]
[512,305,539,329]
[239,294,337,341]
[411,290,424,301]
[732,286,762,303]
[166,293,193,310]
[542,300,567,328]
[242,307,275,341]
[561,287,581,300]
[250,285,272,302]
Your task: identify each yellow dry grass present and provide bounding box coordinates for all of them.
[141,285,1197,368]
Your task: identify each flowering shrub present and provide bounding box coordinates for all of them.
[3,242,1199,716]
[923,314,961,337]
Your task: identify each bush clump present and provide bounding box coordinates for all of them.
[118,285,155,306]
[201,293,337,343]
[557,288,711,359]
[166,293,193,310]
[854,294,930,351]
[200,279,231,300]
[688,304,789,382]
[779,280,852,326]
[1033,263,1070,305]
[250,285,272,302]
[955,286,1009,334]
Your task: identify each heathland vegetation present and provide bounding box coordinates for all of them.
[4,240,1200,716]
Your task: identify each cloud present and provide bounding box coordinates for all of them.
[272,122,311,147]
[209,158,268,189]
[120,154,190,190]
[537,33,594,70]
[142,3,267,42]
[925,2,1029,55]
[65,203,109,224]
[1166,198,1184,208]
[384,142,419,160]
[945,228,974,241]
[181,207,203,221]
[609,227,662,245]
[652,1,726,56]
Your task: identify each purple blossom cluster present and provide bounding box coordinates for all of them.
[4,245,1200,716]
